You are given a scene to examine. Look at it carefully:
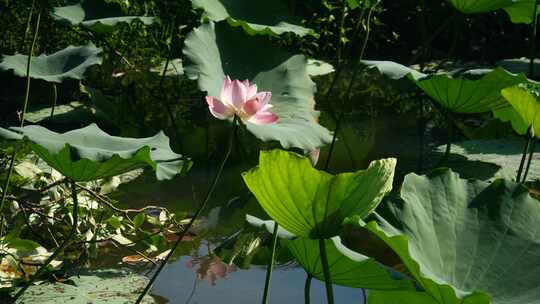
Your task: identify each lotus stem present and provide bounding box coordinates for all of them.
[20,0,36,52]
[304,273,312,304]
[261,222,279,304]
[529,0,539,78]
[319,239,335,304]
[522,139,536,183]
[0,9,41,237]
[135,116,239,304]
[50,83,57,119]
[517,126,533,182]
[362,288,368,303]
[13,179,79,301]
[324,1,379,170]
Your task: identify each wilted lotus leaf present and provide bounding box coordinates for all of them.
[0,124,191,182]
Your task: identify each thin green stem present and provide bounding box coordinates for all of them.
[323,1,379,170]
[50,83,57,119]
[362,289,367,303]
[134,117,238,304]
[522,139,536,183]
[0,10,41,237]
[261,223,279,304]
[13,179,79,301]
[304,273,312,304]
[529,0,539,78]
[20,0,36,52]
[517,126,533,182]
[318,239,334,304]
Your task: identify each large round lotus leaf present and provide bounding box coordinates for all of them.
[52,0,154,33]
[183,22,332,151]
[0,44,102,83]
[285,236,414,290]
[16,269,156,303]
[447,0,536,24]
[501,83,540,138]
[191,0,312,36]
[361,169,540,304]
[242,149,396,239]
[362,60,530,113]
[415,68,528,113]
[0,124,191,182]
[434,138,540,181]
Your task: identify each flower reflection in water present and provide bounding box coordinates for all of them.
[186,254,237,286]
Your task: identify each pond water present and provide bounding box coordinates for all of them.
[111,112,434,304]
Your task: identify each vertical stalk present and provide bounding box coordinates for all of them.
[20,0,36,52]
[517,126,533,182]
[522,139,536,183]
[529,0,539,78]
[13,179,79,301]
[50,84,57,119]
[261,223,279,304]
[0,10,41,236]
[417,97,425,172]
[318,239,334,304]
[304,273,313,304]
[135,117,238,304]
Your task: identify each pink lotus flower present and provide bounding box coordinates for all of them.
[205,76,279,125]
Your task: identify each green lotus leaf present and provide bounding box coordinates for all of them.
[242,149,396,239]
[493,106,529,135]
[52,0,154,33]
[191,0,313,36]
[368,290,439,304]
[0,44,102,83]
[0,124,191,182]
[501,83,540,138]
[362,60,530,113]
[285,236,414,290]
[183,22,332,151]
[434,138,540,181]
[362,169,540,304]
[17,269,156,303]
[447,0,536,24]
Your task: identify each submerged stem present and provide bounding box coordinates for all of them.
[319,239,334,304]
[135,117,238,304]
[13,179,79,301]
[304,273,312,304]
[261,223,279,304]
